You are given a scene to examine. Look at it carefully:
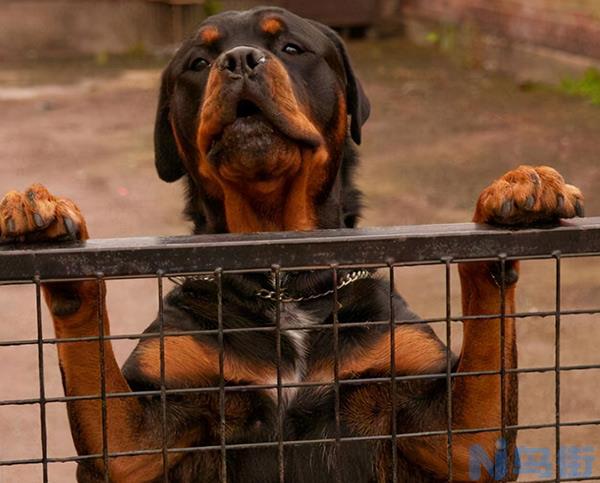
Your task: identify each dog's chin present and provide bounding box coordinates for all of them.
[207,115,303,182]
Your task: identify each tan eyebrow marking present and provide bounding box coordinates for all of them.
[199,26,220,44]
[261,16,284,35]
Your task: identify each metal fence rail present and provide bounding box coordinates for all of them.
[1,217,600,482]
[1,218,600,280]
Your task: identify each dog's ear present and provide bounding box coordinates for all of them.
[313,23,371,145]
[154,70,186,183]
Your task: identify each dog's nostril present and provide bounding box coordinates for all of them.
[226,56,237,72]
[236,100,261,118]
[220,47,266,75]
[246,52,262,71]
[246,53,256,70]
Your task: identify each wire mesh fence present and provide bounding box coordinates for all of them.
[1,218,600,482]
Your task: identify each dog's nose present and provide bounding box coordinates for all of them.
[218,46,266,77]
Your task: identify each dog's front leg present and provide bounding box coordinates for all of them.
[390,167,583,481]
[453,165,584,479]
[0,185,171,482]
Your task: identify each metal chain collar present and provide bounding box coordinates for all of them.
[168,269,372,303]
[255,269,372,303]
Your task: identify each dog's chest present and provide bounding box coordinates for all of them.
[265,303,318,407]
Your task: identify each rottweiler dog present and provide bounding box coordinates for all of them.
[0,6,585,483]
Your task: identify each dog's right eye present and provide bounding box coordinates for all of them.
[189,57,210,71]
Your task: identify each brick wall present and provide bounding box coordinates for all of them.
[402,0,600,59]
[400,0,600,83]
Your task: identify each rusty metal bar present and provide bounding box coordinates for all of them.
[332,265,342,483]
[157,271,169,483]
[444,258,453,482]
[0,219,599,281]
[34,276,48,483]
[388,263,398,482]
[554,253,562,482]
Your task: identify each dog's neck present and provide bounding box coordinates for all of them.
[186,175,344,234]
[186,140,360,234]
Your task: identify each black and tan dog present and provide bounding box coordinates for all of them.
[0,6,585,483]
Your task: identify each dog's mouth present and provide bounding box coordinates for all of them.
[236,99,262,119]
[208,99,269,154]
[203,88,324,161]
[205,96,311,181]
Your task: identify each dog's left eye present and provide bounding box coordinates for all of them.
[282,43,304,55]
[189,57,210,71]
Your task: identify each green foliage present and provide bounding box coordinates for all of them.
[561,68,600,105]
[203,0,223,16]
[423,23,482,69]
[95,51,110,66]
[126,41,147,59]
[425,31,440,45]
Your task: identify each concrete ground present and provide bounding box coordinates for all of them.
[0,38,599,481]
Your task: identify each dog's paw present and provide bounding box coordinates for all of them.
[473,165,584,226]
[0,184,87,243]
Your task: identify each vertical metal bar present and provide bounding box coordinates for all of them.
[96,273,110,482]
[554,252,562,482]
[332,265,342,483]
[387,263,398,482]
[157,271,169,482]
[442,258,453,482]
[498,255,507,483]
[216,268,227,483]
[273,265,285,483]
[34,275,48,483]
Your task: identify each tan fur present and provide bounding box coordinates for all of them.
[260,16,284,35]
[263,58,323,146]
[307,326,447,383]
[199,26,220,45]
[137,336,277,387]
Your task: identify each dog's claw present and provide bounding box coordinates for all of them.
[529,171,541,186]
[6,218,16,235]
[576,200,585,217]
[501,200,513,218]
[64,217,77,238]
[34,213,45,228]
[525,196,535,210]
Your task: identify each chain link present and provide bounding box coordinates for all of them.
[255,269,371,303]
[168,270,372,303]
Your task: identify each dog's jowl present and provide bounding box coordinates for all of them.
[0,6,585,483]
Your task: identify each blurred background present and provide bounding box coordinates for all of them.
[1,0,600,481]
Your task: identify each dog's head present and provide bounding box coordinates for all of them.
[154,7,370,232]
